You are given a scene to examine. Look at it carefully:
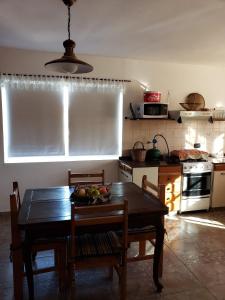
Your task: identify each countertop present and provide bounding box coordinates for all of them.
[209,157,225,164]
[119,156,181,168]
[119,156,225,169]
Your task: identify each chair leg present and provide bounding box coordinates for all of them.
[158,248,163,278]
[108,267,113,279]
[31,251,37,262]
[66,263,76,300]
[67,263,75,287]
[139,240,146,257]
[119,264,127,300]
[57,244,67,292]
[54,249,59,268]
[12,249,24,300]
[23,244,34,300]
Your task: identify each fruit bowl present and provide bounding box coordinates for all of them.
[70,185,111,206]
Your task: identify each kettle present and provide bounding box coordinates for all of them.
[145,138,161,162]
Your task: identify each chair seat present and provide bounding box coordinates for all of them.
[128,225,156,234]
[33,236,66,245]
[70,231,122,258]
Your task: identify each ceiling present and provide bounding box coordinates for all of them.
[1,0,225,65]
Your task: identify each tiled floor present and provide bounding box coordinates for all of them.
[1,210,225,299]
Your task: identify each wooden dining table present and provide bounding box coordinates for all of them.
[17,182,168,299]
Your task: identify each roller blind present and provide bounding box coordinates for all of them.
[3,85,64,157]
[1,76,123,163]
[69,86,121,156]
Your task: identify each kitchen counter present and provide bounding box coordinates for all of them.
[119,156,181,168]
[209,157,225,164]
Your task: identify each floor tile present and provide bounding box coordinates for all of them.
[1,210,225,299]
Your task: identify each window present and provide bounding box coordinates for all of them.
[1,75,123,163]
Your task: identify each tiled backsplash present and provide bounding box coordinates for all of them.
[123,119,225,157]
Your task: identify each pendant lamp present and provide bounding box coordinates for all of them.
[45,0,93,74]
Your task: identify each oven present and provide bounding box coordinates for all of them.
[180,161,213,213]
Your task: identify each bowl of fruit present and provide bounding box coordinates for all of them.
[70,185,111,205]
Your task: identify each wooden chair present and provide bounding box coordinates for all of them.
[67,200,128,300]
[127,175,166,277]
[13,181,21,210]
[68,169,105,186]
[10,187,67,300]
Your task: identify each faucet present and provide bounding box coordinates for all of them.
[152,134,170,160]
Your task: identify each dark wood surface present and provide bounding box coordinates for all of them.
[18,182,168,229]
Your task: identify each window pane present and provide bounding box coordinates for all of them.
[5,86,64,157]
[69,87,121,156]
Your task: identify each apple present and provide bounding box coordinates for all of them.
[99,186,108,194]
[78,188,86,197]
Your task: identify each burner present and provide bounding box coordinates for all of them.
[169,156,208,163]
[182,159,207,162]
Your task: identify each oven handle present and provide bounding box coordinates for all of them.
[182,194,211,199]
[182,171,212,175]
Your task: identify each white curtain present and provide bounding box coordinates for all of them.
[69,86,121,156]
[0,74,124,162]
[5,86,64,157]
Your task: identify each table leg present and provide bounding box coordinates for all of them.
[23,236,34,300]
[153,221,164,293]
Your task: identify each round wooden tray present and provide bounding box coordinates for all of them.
[180,93,205,111]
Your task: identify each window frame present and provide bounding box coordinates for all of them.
[1,83,123,163]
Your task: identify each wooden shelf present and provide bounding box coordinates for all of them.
[212,118,225,121]
[125,117,172,121]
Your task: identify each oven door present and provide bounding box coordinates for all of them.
[182,172,211,197]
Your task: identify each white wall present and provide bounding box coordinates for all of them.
[1,46,225,211]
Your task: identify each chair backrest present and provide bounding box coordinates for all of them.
[10,193,21,248]
[13,181,21,210]
[68,169,105,186]
[142,175,165,204]
[70,200,128,256]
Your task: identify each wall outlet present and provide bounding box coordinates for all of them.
[194,143,201,148]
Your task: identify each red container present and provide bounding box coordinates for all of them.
[144,91,161,103]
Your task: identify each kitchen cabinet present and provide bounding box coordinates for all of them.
[133,167,158,188]
[158,166,182,213]
[118,161,132,182]
[211,164,225,208]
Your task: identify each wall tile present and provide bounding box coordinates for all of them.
[123,119,225,155]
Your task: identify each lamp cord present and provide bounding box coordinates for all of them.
[67,5,71,40]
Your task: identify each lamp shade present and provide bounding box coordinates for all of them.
[45,39,93,74]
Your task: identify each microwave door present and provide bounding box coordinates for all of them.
[144,104,168,118]
[144,105,160,115]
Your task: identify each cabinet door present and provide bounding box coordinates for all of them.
[211,169,225,208]
[158,166,181,213]
[132,167,158,188]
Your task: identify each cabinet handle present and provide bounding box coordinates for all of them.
[121,171,128,178]
[220,172,225,175]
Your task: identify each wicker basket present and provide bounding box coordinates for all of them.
[130,141,146,162]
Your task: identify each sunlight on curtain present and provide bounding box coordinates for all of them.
[0,74,124,163]
[69,86,122,156]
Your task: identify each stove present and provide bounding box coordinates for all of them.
[180,159,212,213]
